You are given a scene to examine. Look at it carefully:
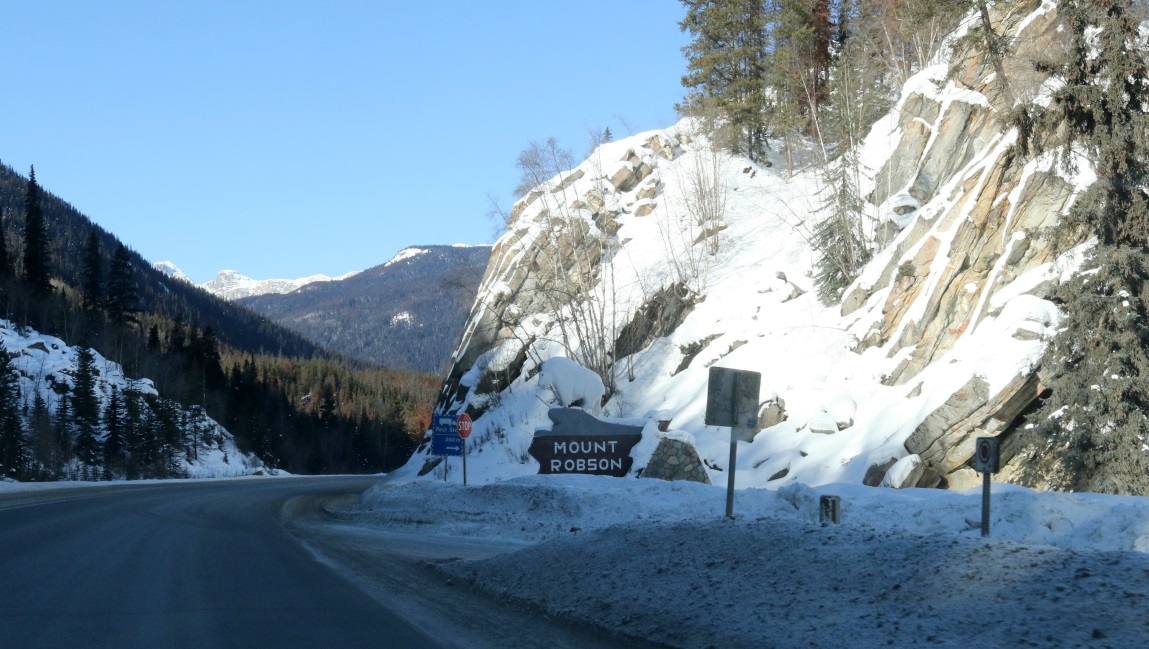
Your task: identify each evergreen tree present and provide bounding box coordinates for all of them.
[22,166,51,294]
[124,390,145,480]
[53,397,73,476]
[169,316,186,354]
[810,0,900,303]
[678,0,771,160]
[80,230,104,313]
[29,392,54,478]
[0,207,11,277]
[1013,0,1149,494]
[150,398,185,478]
[0,352,26,479]
[811,176,871,303]
[72,346,103,467]
[105,243,139,327]
[102,386,127,477]
[195,326,226,394]
[771,0,834,127]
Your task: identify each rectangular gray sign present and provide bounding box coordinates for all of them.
[705,367,761,435]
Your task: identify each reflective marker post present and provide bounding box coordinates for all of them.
[973,436,1001,537]
[982,471,990,536]
[725,429,738,518]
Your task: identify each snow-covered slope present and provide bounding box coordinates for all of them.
[340,472,1149,648]
[0,319,263,479]
[397,3,1082,492]
[151,261,360,301]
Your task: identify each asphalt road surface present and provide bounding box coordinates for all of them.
[0,477,438,649]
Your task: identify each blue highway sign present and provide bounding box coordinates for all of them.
[432,414,463,456]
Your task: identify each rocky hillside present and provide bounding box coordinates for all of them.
[238,245,491,373]
[397,3,1104,493]
[0,318,261,479]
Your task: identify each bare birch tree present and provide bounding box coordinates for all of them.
[488,138,623,400]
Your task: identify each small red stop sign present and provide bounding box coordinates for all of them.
[457,413,473,439]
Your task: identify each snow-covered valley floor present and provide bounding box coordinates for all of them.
[328,475,1149,649]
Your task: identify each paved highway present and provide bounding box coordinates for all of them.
[0,477,439,649]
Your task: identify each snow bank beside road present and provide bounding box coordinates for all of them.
[344,476,1149,648]
[358,474,1149,554]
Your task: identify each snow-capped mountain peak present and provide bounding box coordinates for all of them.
[151,262,361,301]
[384,247,431,267]
[153,261,192,284]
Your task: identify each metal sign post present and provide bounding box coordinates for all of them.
[705,367,761,519]
[457,413,473,486]
[973,436,1001,537]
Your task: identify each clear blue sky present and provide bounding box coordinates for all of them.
[0,1,689,284]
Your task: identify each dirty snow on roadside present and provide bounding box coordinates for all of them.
[341,475,1149,648]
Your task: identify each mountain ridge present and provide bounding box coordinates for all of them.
[152,261,361,301]
[237,244,492,373]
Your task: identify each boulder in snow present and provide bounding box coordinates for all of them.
[646,134,677,160]
[880,454,926,489]
[642,433,711,485]
[824,393,857,429]
[757,398,787,430]
[906,372,1044,477]
[538,358,605,411]
[864,457,899,487]
[807,412,840,435]
[633,199,657,217]
[609,162,638,193]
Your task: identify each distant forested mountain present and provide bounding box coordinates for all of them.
[239,245,491,373]
[0,161,437,478]
[0,164,323,359]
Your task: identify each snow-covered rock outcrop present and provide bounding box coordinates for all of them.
[153,260,192,284]
[0,319,262,479]
[398,3,1089,492]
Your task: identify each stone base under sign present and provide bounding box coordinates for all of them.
[642,435,711,485]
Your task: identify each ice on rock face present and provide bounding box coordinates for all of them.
[885,193,921,228]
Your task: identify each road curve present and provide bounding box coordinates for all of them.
[0,476,439,649]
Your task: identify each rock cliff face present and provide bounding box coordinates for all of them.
[841,3,1090,488]
[849,5,1070,380]
[413,3,1097,491]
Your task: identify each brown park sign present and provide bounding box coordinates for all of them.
[528,408,644,477]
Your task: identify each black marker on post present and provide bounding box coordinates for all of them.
[973,436,1000,537]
